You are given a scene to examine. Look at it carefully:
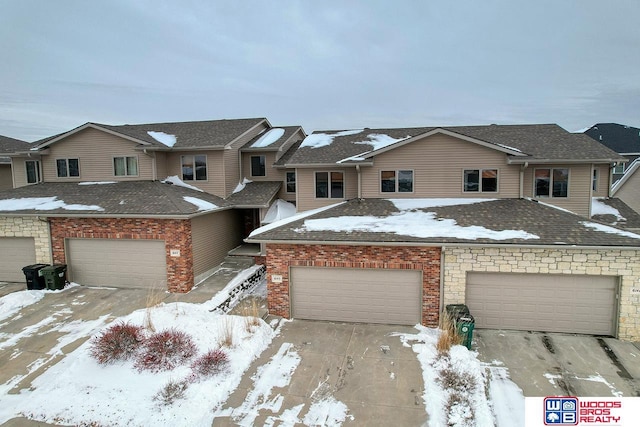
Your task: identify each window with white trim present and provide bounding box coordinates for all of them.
[534,168,569,198]
[56,158,79,178]
[113,156,138,176]
[381,170,413,193]
[463,169,498,192]
[315,171,344,198]
[181,155,207,181]
[251,155,266,177]
[613,163,625,174]
[592,168,598,192]
[286,171,296,193]
[26,160,41,184]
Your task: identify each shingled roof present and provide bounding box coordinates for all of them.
[285,124,624,166]
[241,126,303,151]
[247,198,640,247]
[0,181,230,217]
[224,181,282,208]
[0,135,30,154]
[583,123,640,154]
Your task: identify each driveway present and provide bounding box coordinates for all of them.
[213,320,428,426]
[475,329,640,397]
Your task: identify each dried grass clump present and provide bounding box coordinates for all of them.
[218,316,235,348]
[154,378,189,405]
[436,312,463,354]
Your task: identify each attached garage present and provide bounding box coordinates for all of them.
[66,239,167,289]
[466,272,618,336]
[0,237,36,282]
[290,267,422,325]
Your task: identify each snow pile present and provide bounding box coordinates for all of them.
[398,326,495,427]
[484,365,525,427]
[0,197,104,211]
[248,202,345,238]
[354,133,408,151]
[202,265,265,311]
[78,181,117,185]
[591,198,625,221]
[233,177,253,194]
[300,129,363,148]
[262,199,297,224]
[251,128,285,148]
[183,196,218,211]
[0,290,45,323]
[147,131,177,147]
[161,175,203,192]
[580,221,640,239]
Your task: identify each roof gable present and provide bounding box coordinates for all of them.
[611,158,640,195]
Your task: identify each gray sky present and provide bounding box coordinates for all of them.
[1,0,639,142]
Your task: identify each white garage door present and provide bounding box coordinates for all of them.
[66,239,167,289]
[290,267,421,325]
[466,272,618,336]
[0,237,36,282]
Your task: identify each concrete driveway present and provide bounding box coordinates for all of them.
[475,329,640,397]
[213,320,427,426]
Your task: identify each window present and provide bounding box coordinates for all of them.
[464,169,498,192]
[315,171,344,198]
[381,170,413,193]
[592,168,598,192]
[613,163,625,174]
[113,156,138,176]
[25,160,41,184]
[286,171,296,193]
[56,159,79,178]
[181,155,207,181]
[534,168,569,198]
[251,155,266,177]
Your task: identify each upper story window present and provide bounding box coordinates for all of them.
[56,158,79,178]
[26,160,41,184]
[251,155,266,177]
[181,155,207,181]
[381,170,413,193]
[534,168,569,198]
[286,171,296,193]
[113,156,138,177]
[315,171,344,199]
[464,169,498,192]
[613,163,625,174]
[592,169,598,192]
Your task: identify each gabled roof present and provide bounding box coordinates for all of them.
[247,198,640,247]
[224,181,282,208]
[583,123,640,154]
[611,158,640,195]
[31,118,269,151]
[285,124,624,166]
[0,135,31,154]
[240,126,304,151]
[0,181,230,217]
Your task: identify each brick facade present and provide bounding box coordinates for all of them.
[443,246,640,341]
[0,216,52,264]
[50,217,194,293]
[265,244,441,327]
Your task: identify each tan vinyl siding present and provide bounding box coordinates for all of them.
[12,158,29,188]
[223,148,240,196]
[165,151,226,197]
[278,169,296,202]
[361,134,519,199]
[616,170,640,213]
[0,164,13,190]
[154,151,168,180]
[592,164,611,198]
[242,152,279,181]
[191,210,242,277]
[40,128,153,182]
[523,163,592,216]
[296,167,357,211]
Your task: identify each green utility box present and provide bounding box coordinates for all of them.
[445,304,475,350]
[41,264,68,290]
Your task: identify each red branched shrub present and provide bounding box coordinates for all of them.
[89,322,145,365]
[134,328,197,372]
[189,349,229,381]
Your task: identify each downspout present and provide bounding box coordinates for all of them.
[356,164,362,199]
[588,163,595,218]
[519,162,529,198]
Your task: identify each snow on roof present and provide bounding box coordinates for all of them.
[0,197,104,212]
[573,125,594,133]
[233,177,253,194]
[300,129,363,149]
[495,143,522,153]
[336,151,370,164]
[249,202,345,238]
[591,198,626,221]
[390,198,494,210]
[262,199,297,224]
[580,221,640,239]
[147,131,177,147]
[354,133,408,151]
[251,128,285,148]
[161,175,203,192]
[183,196,218,211]
[78,181,117,186]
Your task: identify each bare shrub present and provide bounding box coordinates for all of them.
[154,378,189,405]
[89,322,145,364]
[134,328,197,372]
[437,367,478,427]
[189,349,230,381]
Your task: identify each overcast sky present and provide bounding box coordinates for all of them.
[1,0,639,142]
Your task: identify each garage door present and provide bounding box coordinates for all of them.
[290,267,421,325]
[66,239,167,289]
[466,272,618,335]
[0,237,36,282]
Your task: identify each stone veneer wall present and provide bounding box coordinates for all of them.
[265,244,441,327]
[50,217,194,293]
[0,216,52,264]
[443,246,640,341]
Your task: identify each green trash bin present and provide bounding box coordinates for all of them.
[456,314,475,350]
[41,264,68,290]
